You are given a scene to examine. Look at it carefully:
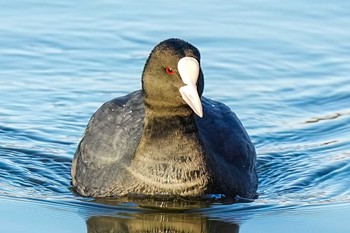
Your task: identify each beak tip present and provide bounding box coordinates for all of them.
[179,85,203,118]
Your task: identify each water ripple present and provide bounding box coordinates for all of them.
[0,0,350,227]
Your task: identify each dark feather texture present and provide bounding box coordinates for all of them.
[71,39,258,198]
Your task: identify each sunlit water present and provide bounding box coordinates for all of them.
[1,0,350,232]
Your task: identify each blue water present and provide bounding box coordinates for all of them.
[1,0,350,232]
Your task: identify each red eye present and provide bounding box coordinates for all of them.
[165,66,175,75]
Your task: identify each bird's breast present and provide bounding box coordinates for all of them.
[125,124,210,196]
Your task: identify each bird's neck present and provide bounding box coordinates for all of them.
[143,97,193,118]
[142,113,198,140]
[134,113,204,161]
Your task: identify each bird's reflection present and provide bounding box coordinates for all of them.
[85,196,240,233]
[87,213,238,233]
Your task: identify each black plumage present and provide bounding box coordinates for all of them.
[71,38,258,198]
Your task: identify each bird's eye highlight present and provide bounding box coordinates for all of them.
[165,66,175,75]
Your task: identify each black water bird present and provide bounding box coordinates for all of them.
[71,38,258,198]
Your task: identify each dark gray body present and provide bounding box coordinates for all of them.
[71,90,258,198]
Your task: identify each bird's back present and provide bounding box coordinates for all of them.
[196,98,258,197]
[71,91,144,196]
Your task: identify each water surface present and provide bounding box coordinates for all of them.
[1,0,350,232]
